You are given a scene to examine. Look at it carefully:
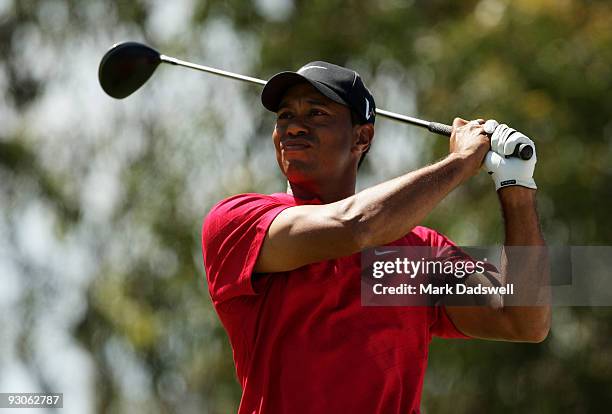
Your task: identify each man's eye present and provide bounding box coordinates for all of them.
[277,112,292,120]
[311,109,327,116]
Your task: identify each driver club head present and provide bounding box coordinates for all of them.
[98,42,161,99]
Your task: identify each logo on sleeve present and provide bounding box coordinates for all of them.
[374,248,398,256]
[364,98,374,120]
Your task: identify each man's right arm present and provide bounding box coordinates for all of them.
[254,118,490,273]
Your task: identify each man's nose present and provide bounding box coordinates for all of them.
[286,118,308,136]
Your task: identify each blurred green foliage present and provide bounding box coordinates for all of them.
[0,0,610,413]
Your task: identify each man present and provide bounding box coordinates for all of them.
[201,61,550,413]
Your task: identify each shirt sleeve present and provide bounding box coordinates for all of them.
[430,305,471,339]
[201,193,292,305]
[421,228,476,339]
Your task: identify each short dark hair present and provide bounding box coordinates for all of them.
[350,109,371,169]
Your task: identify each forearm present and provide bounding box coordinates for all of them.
[499,187,544,246]
[498,187,551,341]
[339,153,471,249]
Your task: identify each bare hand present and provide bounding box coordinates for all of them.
[449,118,490,177]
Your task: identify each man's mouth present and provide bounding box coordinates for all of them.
[281,139,312,151]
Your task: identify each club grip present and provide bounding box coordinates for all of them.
[510,143,534,160]
[427,122,453,137]
[427,122,533,160]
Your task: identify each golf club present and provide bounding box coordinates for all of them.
[98,41,533,160]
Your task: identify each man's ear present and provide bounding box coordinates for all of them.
[353,124,375,156]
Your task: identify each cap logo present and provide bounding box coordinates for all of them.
[298,65,328,74]
[365,97,371,120]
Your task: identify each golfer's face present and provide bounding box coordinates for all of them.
[273,83,354,184]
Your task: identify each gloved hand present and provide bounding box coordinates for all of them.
[483,120,537,190]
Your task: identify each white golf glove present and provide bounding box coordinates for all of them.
[483,120,537,190]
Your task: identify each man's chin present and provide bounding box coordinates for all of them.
[282,161,318,184]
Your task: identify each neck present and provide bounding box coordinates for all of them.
[286,175,356,204]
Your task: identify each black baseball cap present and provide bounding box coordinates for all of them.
[261,61,376,124]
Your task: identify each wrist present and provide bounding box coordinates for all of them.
[498,186,536,207]
[446,152,480,181]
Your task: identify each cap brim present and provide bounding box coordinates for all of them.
[261,71,348,112]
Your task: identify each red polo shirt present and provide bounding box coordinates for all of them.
[202,193,469,414]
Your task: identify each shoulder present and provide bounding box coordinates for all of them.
[202,193,294,243]
[207,192,285,215]
[396,225,457,247]
[205,193,289,223]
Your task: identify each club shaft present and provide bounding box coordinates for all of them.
[161,54,530,159]
[374,109,428,128]
[161,55,267,86]
[160,54,441,131]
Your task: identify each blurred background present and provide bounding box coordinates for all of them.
[1,0,611,412]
